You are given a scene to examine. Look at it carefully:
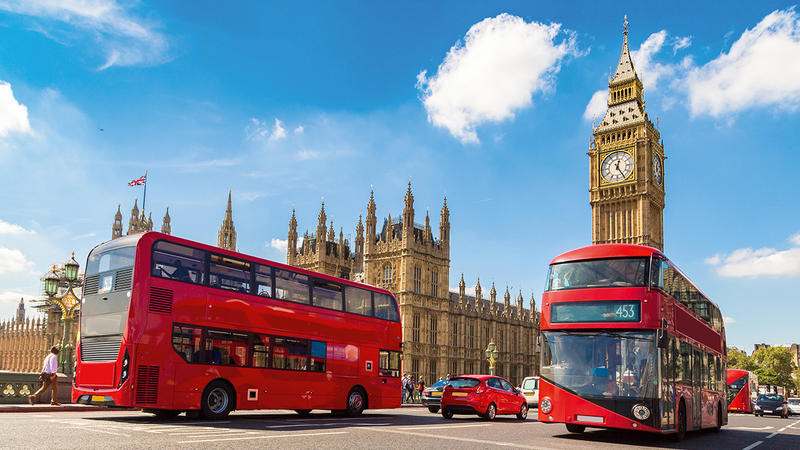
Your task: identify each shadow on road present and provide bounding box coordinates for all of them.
[550,426,772,449]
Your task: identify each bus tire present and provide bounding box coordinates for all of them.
[201,380,235,419]
[345,387,366,417]
[565,423,585,433]
[713,403,722,432]
[295,409,312,416]
[675,400,687,442]
[484,403,497,421]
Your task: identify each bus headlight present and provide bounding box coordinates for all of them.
[632,404,650,420]
[540,397,553,414]
[118,349,130,387]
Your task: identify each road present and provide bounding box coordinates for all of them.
[1,407,798,449]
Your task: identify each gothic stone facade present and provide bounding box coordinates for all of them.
[288,184,539,385]
[589,22,665,250]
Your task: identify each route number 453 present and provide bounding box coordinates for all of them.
[615,304,636,319]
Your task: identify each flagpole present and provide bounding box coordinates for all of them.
[142,170,148,215]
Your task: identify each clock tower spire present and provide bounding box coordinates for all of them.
[589,16,665,250]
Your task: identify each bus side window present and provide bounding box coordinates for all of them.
[252,334,270,368]
[345,286,372,317]
[205,329,248,367]
[209,254,250,293]
[312,280,343,311]
[152,241,206,285]
[254,264,273,297]
[374,293,399,321]
[172,325,202,363]
[309,340,326,372]
[274,270,310,305]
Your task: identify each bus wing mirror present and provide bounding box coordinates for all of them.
[657,330,668,349]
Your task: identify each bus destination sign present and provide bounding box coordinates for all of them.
[550,300,641,323]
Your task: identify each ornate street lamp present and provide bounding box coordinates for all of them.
[485,340,499,376]
[41,253,83,375]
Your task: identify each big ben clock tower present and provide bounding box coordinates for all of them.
[589,17,665,250]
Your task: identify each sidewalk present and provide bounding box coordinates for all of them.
[0,403,137,413]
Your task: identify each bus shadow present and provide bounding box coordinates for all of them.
[552,427,770,449]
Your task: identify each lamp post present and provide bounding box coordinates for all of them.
[42,253,82,375]
[485,340,499,375]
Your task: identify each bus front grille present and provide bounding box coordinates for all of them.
[135,365,159,404]
[81,335,123,362]
[114,268,133,291]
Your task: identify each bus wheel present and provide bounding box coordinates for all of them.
[713,403,722,432]
[201,380,234,419]
[295,409,312,416]
[484,403,497,421]
[565,423,585,433]
[345,388,366,417]
[674,401,687,441]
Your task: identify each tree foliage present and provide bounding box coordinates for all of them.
[727,348,757,371]
[751,346,796,389]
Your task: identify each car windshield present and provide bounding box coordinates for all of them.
[429,380,449,389]
[541,330,657,400]
[546,258,648,291]
[789,399,800,405]
[448,378,481,388]
[758,394,783,402]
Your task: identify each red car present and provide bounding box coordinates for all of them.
[440,375,528,420]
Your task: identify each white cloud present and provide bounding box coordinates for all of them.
[0,81,32,137]
[0,219,35,234]
[416,13,580,144]
[723,316,736,324]
[687,7,800,117]
[0,247,35,274]
[0,0,169,69]
[294,125,304,134]
[0,291,41,320]
[706,233,800,277]
[672,36,692,54]
[247,118,288,142]
[269,237,303,253]
[583,89,608,121]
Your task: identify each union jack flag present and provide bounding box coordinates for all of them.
[128,174,146,186]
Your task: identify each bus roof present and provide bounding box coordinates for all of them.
[550,243,664,265]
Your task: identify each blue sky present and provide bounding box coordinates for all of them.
[1,1,799,352]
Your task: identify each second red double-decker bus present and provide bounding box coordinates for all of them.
[538,244,727,440]
[72,231,402,418]
[727,369,758,413]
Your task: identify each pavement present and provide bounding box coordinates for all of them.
[1,407,799,449]
[0,403,137,413]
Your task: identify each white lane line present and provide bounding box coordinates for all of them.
[742,441,763,450]
[64,427,131,437]
[779,427,787,432]
[265,422,391,429]
[176,431,261,439]
[168,429,243,435]
[765,432,777,439]
[167,420,231,425]
[399,424,491,430]
[178,430,348,444]
[731,426,774,430]
[365,427,540,449]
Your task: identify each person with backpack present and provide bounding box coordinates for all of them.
[417,376,426,402]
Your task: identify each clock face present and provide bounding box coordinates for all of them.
[601,151,634,183]
[653,154,662,185]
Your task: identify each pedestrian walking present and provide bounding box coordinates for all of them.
[417,376,425,402]
[405,374,415,403]
[29,346,61,406]
[401,374,409,403]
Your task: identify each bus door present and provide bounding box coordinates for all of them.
[692,348,702,429]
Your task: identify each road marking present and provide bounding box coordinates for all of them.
[177,431,261,439]
[742,441,763,450]
[399,424,491,430]
[265,422,390,428]
[64,427,131,437]
[365,427,542,449]
[779,427,787,432]
[178,431,349,444]
[765,432,777,439]
[731,426,773,430]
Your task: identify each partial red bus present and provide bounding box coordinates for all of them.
[72,232,402,418]
[727,369,757,413]
[538,244,727,440]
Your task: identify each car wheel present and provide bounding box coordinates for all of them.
[345,388,366,417]
[484,403,497,421]
[442,408,454,419]
[295,409,312,416]
[517,403,528,420]
[428,406,440,414]
[566,423,586,433]
[201,380,234,420]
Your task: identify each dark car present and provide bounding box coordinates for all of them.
[755,393,789,418]
[421,379,449,413]
[440,375,528,421]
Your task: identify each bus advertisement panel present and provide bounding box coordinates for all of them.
[72,232,402,419]
[538,244,727,441]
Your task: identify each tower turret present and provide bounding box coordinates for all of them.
[112,204,123,239]
[458,273,466,307]
[504,286,511,315]
[439,196,450,245]
[316,202,327,247]
[217,189,237,251]
[402,181,414,241]
[474,278,482,312]
[288,209,298,265]
[128,198,140,234]
[365,190,377,253]
[15,297,24,323]
[161,207,171,234]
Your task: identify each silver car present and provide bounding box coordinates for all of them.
[788,398,800,416]
[520,376,539,407]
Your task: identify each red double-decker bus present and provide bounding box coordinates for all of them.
[72,232,403,419]
[538,244,727,440]
[727,369,758,413]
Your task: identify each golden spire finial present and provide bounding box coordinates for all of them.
[623,15,629,36]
